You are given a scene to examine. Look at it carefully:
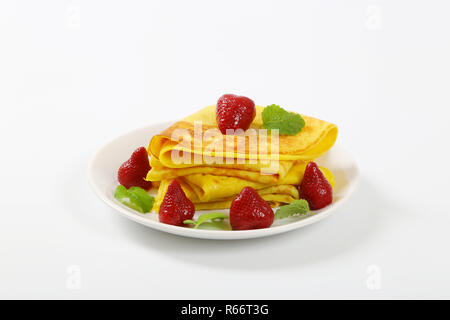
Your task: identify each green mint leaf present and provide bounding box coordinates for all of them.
[194,212,228,229]
[114,185,129,199]
[128,187,155,213]
[114,185,143,213]
[275,199,310,219]
[114,185,154,213]
[200,220,232,231]
[183,212,229,229]
[262,104,305,135]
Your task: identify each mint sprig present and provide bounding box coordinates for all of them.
[114,185,154,213]
[275,199,310,219]
[262,104,305,135]
[184,212,230,230]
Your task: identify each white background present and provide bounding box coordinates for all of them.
[1,0,449,299]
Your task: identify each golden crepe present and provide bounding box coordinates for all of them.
[146,105,338,211]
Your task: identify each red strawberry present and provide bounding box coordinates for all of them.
[216,94,256,134]
[159,180,195,226]
[299,162,333,210]
[229,187,274,230]
[118,147,152,190]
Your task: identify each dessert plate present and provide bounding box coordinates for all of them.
[89,122,359,240]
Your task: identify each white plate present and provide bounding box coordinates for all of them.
[89,122,359,240]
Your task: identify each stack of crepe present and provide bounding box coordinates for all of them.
[146,105,338,212]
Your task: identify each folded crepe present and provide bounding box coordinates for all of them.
[146,105,338,211]
[149,105,337,167]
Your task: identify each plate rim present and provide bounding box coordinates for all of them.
[88,123,360,240]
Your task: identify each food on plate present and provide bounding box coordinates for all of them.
[229,186,274,230]
[299,162,333,210]
[147,103,337,212]
[113,94,338,230]
[158,180,195,226]
[118,147,152,190]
